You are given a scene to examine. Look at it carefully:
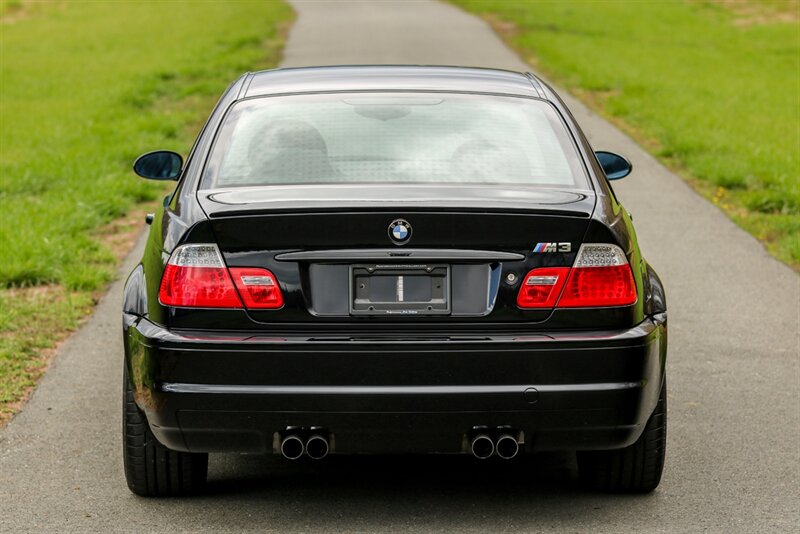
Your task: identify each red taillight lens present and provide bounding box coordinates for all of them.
[516,267,569,308]
[158,244,283,309]
[516,244,637,309]
[159,264,243,308]
[230,267,284,309]
[558,264,636,307]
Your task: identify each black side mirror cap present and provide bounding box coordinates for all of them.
[595,151,632,180]
[133,150,183,181]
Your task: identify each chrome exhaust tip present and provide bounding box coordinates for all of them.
[305,434,329,460]
[280,434,305,460]
[470,434,495,460]
[495,433,520,460]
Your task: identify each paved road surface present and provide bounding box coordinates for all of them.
[2,1,798,532]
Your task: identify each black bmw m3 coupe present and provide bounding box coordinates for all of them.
[123,66,667,496]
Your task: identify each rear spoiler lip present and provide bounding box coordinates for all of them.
[198,185,596,219]
[205,205,593,218]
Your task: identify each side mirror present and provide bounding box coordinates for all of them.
[133,150,183,181]
[595,151,632,180]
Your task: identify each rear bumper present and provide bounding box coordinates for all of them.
[124,314,667,454]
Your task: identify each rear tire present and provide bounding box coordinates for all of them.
[577,378,667,493]
[123,366,208,497]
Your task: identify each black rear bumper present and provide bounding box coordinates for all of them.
[124,314,667,454]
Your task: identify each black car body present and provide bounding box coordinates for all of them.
[122,66,667,496]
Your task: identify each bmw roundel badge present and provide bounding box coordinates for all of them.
[388,219,412,245]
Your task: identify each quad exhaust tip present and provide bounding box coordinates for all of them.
[469,428,521,460]
[279,428,331,460]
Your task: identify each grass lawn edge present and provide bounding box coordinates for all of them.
[0,4,296,427]
[468,7,799,272]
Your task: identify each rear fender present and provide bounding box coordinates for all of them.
[643,262,667,315]
[122,265,147,317]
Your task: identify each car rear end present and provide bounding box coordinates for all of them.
[127,203,666,457]
[123,72,667,494]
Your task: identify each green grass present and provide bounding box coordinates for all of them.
[0,0,293,423]
[453,0,800,268]
[0,0,23,16]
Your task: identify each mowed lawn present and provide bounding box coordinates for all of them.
[0,0,293,423]
[455,0,800,268]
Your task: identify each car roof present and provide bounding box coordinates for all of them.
[242,65,546,99]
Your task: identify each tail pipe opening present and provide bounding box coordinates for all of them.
[470,433,495,460]
[495,433,520,460]
[305,433,330,460]
[280,434,305,460]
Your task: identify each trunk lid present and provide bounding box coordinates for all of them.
[197,184,594,325]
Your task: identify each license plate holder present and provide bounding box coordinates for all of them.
[350,264,450,316]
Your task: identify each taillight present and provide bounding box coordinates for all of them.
[230,267,284,309]
[159,245,241,308]
[158,244,283,309]
[559,244,636,307]
[516,244,637,309]
[516,267,569,308]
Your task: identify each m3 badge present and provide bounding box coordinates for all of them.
[533,242,571,253]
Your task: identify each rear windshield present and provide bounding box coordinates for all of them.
[201,93,588,188]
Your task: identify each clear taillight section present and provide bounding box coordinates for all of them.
[517,244,637,309]
[572,243,628,268]
[158,244,283,309]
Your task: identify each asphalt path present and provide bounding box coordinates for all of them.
[1,1,798,532]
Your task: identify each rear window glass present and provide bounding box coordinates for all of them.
[201,93,587,188]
